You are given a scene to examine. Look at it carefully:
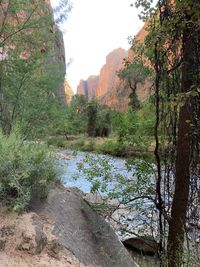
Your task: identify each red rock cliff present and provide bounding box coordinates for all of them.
[128,21,148,60]
[0,0,67,104]
[77,75,99,99]
[64,80,74,104]
[76,23,152,110]
[76,48,127,100]
[96,48,127,97]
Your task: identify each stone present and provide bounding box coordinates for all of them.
[64,80,74,104]
[17,213,47,255]
[0,225,15,238]
[36,187,138,267]
[76,23,153,111]
[47,239,62,259]
[97,48,127,98]
[76,48,127,103]
[77,75,99,99]
[0,187,140,267]
[123,236,159,256]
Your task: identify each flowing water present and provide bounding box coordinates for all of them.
[59,150,134,193]
[57,150,159,266]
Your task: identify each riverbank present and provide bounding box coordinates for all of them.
[47,134,155,159]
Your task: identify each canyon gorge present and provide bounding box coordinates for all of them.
[76,21,152,110]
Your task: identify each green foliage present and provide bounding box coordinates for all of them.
[118,54,152,110]
[77,152,156,235]
[87,100,98,137]
[96,139,129,157]
[78,153,155,201]
[57,96,112,139]
[87,101,111,138]
[0,129,59,212]
[54,99,154,157]
[134,0,157,21]
[0,0,69,138]
[113,104,155,148]
[95,105,111,137]
[58,95,88,136]
[47,136,66,148]
[133,1,200,265]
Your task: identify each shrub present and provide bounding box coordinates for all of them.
[47,136,66,148]
[0,130,59,212]
[112,104,155,148]
[97,140,129,157]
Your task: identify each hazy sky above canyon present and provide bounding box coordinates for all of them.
[50,0,143,92]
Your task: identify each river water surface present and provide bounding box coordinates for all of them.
[59,150,134,193]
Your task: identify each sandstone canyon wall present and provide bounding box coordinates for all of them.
[64,80,74,104]
[0,0,67,104]
[53,27,67,104]
[76,23,152,110]
[128,20,148,60]
[96,48,128,97]
[77,75,99,99]
[44,1,67,104]
[77,48,127,102]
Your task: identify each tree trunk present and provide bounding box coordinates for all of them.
[167,8,197,267]
[87,103,97,137]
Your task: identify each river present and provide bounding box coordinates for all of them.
[57,150,159,266]
[59,150,135,193]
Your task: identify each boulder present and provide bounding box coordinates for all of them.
[0,187,139,267]
[122,237,160,267]
[36,187,139,267]
[123,236,159,256]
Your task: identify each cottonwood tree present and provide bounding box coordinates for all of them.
[136,0,200,266]
[0,0,70,137]
[118,37,153,110]
[78,1,199,266]
[118,53,151,110]
[163,2,200,266]
[87,100,98,137]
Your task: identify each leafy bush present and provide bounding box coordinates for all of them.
[0,130,59,212]
[47,136,66,148]
[112,104,155,148]
[97,140,129,157]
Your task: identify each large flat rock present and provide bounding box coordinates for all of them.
[37,187,138,267]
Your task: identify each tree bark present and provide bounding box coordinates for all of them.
[167,6,197,266]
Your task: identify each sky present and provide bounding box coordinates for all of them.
[50,0,144,92]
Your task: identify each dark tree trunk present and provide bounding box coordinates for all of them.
[167,8,197,267]
[87,103,97,137]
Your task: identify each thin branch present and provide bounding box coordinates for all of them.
[2,4,39,45]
